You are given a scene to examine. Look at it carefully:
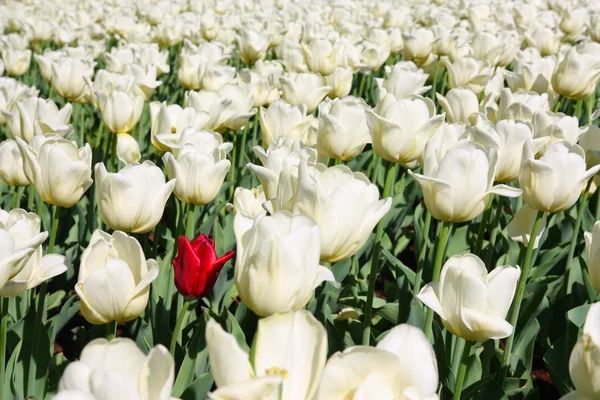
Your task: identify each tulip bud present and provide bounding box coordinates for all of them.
[95,161,176,233]
[17,136,93,208]
[367,93,444,165]
[519,141,600,213]
[56,338,175,398]
[173,234,234,298]
[402,28,435,66]
[234,211,336,316]
[317,97,371,161]
[565,303,600,399]
[98,90,145,134]
[418,254,521,342]
[0,139,30,186]
[231,186,267,243]
[76,230,159,324]
[584,222,600,294]
[116,133,141,166]
[551,47,600,100]
[409,140,522,222]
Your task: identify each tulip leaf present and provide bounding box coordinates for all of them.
[567,304,592,329]
[462,374,506,400]
[543,335,573,395]
[338,296,386,309]
[380,247,415,285]
[4,340,22,400]
[181,372,214,400]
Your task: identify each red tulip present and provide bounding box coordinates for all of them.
[173,234,235,298]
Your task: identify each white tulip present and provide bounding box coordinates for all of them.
[76,230,159,324]
[418,254,521,342]
[0,207,48,292]
[325,67,353,99]
[317,97,371,161]
[2,49,32,77]
[4,97,73,142]
[445,56,493,95]
[507,205,548,250]
[496,88,549,123]
[367,92,444,165]
[238,29,270,65]
[562,303,600,400]
[149,101,201,152]
[375,61,430,100]
[280,72,332,113]
[0,138,30,186]
[585,221,600,293]
[268,161,392,262]
[56,338,175,400]
[95,161,176,233]
[409,140,522,222]
[520,141,600,213]
[116,133,141,166]
[231,185,267,244]
[303,38,340,76]
[97,89,145,134]
[207,310,327,400]
[248,137,317,201]
[259,99,315,148]
[235,211,336,316]
[316,324,439,400]
[436,88,480,124]
[49,57,94,103]
[17,136,93,208]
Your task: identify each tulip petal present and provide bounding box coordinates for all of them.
[139,345,175,400]
[209,376,282,400]
[486,266,521,319]
[206,319,253,387]
[417,282,444,318]
[487,184,522,198]
[461,307,513,340]
[253,310,328,400]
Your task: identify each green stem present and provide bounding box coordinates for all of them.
[10,186,25,209]
[587,92,596,126]
[169,300,191,356]
[48,206,61,253]
[185,204,196,239]
[553,96,562,113]
[453,340,473,400]
[153,221,161,259]
[474,197,493,256]
[440,70,448,97]
[27,185,35,211]
[498,210,545,382]
[106,320,117,340]
[79,103,85,147]
[574,99,584,121]
[362,162,396,345]
[0,297,8,400]
[413,210,432,295]
[251,114,260,150]
[485,197,505,267]
[451,337,466,383]
[424,220,452,340]
[238,125,248,168]
[357,73,367,98]
[564,181,592,295]
[431,58,440,101]
[596,189,600,222]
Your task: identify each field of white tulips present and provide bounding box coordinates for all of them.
[2,0,600,399]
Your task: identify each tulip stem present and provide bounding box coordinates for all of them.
[424,220,452,340]
[185,204,197,239]
[453,340,473,400]
[474,197,493,256]
[587,92,596,126]
[431,58,440,101]
[574,99,584,121]
[0,297,8,400]
[498,210,545,382]
[564,180,592,295]
[170,300,191,356]
[413,210,432,295]
[485,198,505,267]
[106,321,117,340]
[362,161,396,345]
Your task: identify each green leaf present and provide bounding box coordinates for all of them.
[462,374,506,400]
[567,304,591,329]
[181,372,214,400]
[543,335,573,395]
[380,248,415,284]
[338,296,386,309]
